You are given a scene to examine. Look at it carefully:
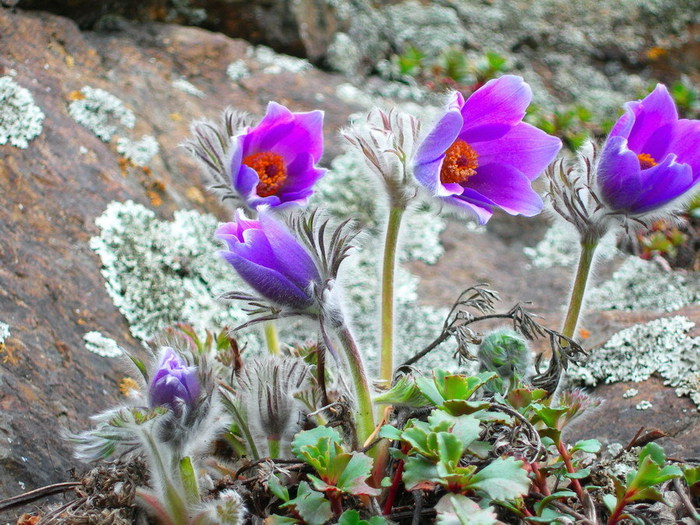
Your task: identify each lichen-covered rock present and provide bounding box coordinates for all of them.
[0,75,44,148]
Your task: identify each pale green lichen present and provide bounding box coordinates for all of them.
[588,257,700,312]
[568,316,700,407]
[226,60,250,82]
[116,135,159,166]
[635,400,653,411]
[0,76,45,149]
[0,321,10,345]
[622,388,638,399]
[523,219,619,268]
[172,78,205,98]
[68,86,135,141]
[83,331,124,358]
[247,46,311,75]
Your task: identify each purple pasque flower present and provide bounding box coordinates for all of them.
[597,84,700,215]
[414,75,562,224]
[216,209,321,310]
[149,347,200,412]
[231,101,326,210]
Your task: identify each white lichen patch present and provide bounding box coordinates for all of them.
[635,400,653,411]
[523,220,619,268]
[226,60,250,82]
[172,78,205,98]
[247,46,312,75]
[83,331,124,358]
[0,321,10,344]
[68,86,135,141]
[588,256,700,313]
[0,76,45,149]
[116,135,159,166]
[622,388,638,399]
[568,316,700,407]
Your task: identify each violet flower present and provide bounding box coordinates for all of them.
[597,84,700,215]
[149,347,200,412]
[216,209,321,310]
[414,75,562,224]
[231,102,326,209]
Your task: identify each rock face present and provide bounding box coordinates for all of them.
[0,6,361,504]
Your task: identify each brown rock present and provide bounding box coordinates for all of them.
[0,7,360,508]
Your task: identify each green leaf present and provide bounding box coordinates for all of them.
[335,452,380,496]
[467,457,530,502]
[337,509,387,525]
[683,465,700,497]
[602,494,618,513]
[291,426,341,460]
[416,375,445,406]
[268,474,289,502]
[436,432,464,467]
[179,456,200,505]
[403,456,441,490]
[265,516,299,525]
[638,442,666,467]
[572,439,601,454]
[435,494,498,525]
[373,375,429,407]
[280,482,332,525]
[533,490,577,515]
[565,468,590,479]
[378,425,403,441]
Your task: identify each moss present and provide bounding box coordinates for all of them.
[0,75,45,149]
[588,256,700,312]
[68,86,135,142]
[116,135,159,166]
[83,331,124,358]
[568,316,700,407]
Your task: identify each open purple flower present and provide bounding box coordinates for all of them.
[231,102,326,210]
[597,84,700,215]
[216,210,321,310]
[149,347,200,412]
[414,75,562,224]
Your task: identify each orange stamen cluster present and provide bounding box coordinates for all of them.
[243,151,288,197]
[440,139,479,184]
[637,153,658,170]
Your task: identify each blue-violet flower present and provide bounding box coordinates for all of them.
[149,347,200,412]
[597,84,700,215]
[414,75,562,224]
[231,102,325,209]
[216,210,321,310]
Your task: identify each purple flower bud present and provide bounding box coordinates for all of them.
[216,209,321,310]
[148,347,200,412]
[597,84,700,215]
[413,75,562,224]
[231,102,326,210]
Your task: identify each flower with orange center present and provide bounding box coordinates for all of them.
[414,76,562,224]
[597,84,700,215]
[230,102,326,210]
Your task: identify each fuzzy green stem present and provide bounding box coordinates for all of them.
[336,325,376,447]
[267,437,281,459]
[380,206,405,386]
[264,322,280,355]
[561,239,599,339]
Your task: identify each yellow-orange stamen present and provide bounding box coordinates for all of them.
[243,151,287,197]
[440,139,479,184]
[637,153,658,170]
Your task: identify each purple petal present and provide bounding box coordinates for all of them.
[460,75,532,139]
[443,189,495,224]
[415,93,463,165]
[597,135,644,211]
[622,85,678,154]
[282,153,326,193]
[465,163,543,216]
[414,156,464,197]
[219,250,313,308]
[665,119,700,178]
[259,212,320,290]
[471,122,562,180]
[631,154,695,214]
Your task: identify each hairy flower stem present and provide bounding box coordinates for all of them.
[267,437,281,459]
[336,325,376,448]
[264,322,280,355]
[561,239,599,339]
[380,206,405,386]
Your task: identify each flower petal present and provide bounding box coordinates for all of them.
[472,122,562,180]
[618,85,678,155]
[460,75,532,140]
[465,163,543,216]
[443,189,495,224]
[664,119,700,179]
[415,94,463,166]
[631,154,695,214]
[597,135,644,211]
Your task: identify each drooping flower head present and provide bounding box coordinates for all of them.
[414,75,562,224]
[148,347,200,413]
[216,209,322,311]
[597,84,700,216]
[185,103,325,210]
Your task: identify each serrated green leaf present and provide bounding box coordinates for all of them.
[416,376,445,406]
[436,432,464,467]
[403,456,441,490]
[291,426,341,460]
[280,482,332,525]
[638,442,666,467]
[374,376,429,407]
[268,474,289,502]
[335,452,380,496]
[467,457,530,501]
[435,494,498,525]
[379,424,403,441]
[337,509,387,525]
